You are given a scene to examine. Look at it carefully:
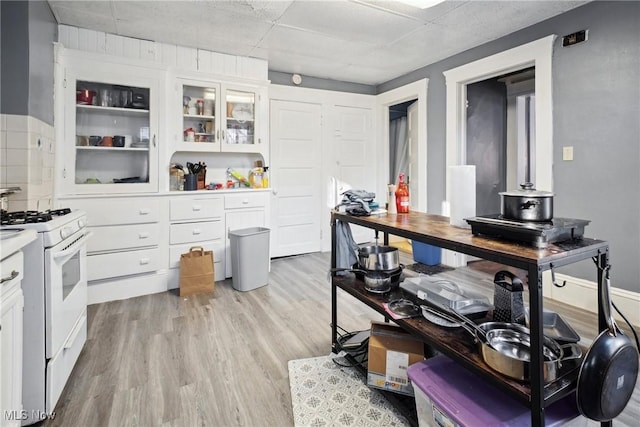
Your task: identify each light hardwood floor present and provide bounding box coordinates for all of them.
[46,252,638,427]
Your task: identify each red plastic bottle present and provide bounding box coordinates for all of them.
[395,173,410,213]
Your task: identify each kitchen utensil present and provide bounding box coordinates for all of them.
[492,270,525,324]
[423,304,582,382]
[524,307,581,343]
[99,89,112,107]
[76,89,96,105]
[113,135,126,147]
[401,277,492,319]
[388,299,421,317]
[421,305,462,328]
[131,92,147,109]
[576,266,639,421]
[499,182,554,222]
[330,266,401,293]
[101,136,113,147]
[357,245,400,271]
[184,174,197,191]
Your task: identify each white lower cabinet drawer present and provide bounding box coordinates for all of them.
[224,193,268,209]
[169,241,225,282]
[170,220,224,245]
[66,198,161,226]
[87,248,161,281]
[170,198,223,221]
[88,223,160,252]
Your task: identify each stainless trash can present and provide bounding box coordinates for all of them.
[229,227,270,291]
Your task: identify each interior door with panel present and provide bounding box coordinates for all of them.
[332,105,375,244]
[270,100,323,257]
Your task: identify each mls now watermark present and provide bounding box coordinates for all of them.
[4,410,56,421]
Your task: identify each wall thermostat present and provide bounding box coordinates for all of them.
[292,74,302,85]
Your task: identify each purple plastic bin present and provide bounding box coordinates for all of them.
[407,356,584,427]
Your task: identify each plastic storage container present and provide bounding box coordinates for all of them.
[411,240,441,265]
[229,227,270,291]
[407,356,585,427]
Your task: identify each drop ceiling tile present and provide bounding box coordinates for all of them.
[260,25,374,63]
[277,0,423,45]
[48,5,118,34]
[267,49,344,80]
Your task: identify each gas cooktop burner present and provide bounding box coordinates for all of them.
[0,208,72,226]
[465,214,590,248]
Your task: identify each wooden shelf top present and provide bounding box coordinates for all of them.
[332,211,608,270]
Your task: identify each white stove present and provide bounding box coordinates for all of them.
[1,208,90,424]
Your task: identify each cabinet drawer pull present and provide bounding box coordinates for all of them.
[192,205,202,211]
[139,208,151,215]
[192,229,202,235]
[242,199,249,205]
[139,258,150,265]
[138,232,150,239]
[1,270,19,284]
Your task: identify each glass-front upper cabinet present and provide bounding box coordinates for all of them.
[58,58,160,195]
[175,79,265,155]
[180,82,221,152]
[224,88,255,148]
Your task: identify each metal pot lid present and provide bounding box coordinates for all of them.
[388,299,420,317]
[499,182,554,198]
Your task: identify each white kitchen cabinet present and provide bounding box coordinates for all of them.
[63,197,166,291]
[172,77,268,157]
[1,252,25,427]
[56,51,162,195]
[224,192,270,278]
[169,196,225,282]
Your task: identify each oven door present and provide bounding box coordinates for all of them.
[44,230,91,358]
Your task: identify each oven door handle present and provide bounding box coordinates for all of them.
[64,314,86,350]
[53,231,93,261]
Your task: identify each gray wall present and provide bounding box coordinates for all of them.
[28,0,57,125]
[1,1,30,116]
[0,0,56,125]
[378,1,640,292]
[269,70,376,95]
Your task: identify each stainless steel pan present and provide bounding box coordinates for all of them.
[421,305,581,382]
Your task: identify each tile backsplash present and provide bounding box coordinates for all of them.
[0,114,55,211]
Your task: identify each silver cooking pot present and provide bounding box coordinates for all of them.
[499,183,554,222]
[358,245,400,270]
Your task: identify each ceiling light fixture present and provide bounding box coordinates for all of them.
[394,0,446,9]
[292,74,302,85]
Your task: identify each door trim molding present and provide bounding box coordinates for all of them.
[443,35,556,205]
[376,79,428,213]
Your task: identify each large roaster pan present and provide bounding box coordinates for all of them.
[576,265,639,421]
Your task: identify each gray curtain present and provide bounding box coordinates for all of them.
[389,116,408,185]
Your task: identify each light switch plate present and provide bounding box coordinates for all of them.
[563,146,574,161]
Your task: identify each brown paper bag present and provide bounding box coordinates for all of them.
[179,246,215,296]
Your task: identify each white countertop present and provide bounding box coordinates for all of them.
[1,228,37,260]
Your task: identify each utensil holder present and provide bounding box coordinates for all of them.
[184,174,197,191]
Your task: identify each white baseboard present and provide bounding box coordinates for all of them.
[546,273,640,328]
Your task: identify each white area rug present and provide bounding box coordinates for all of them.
[288,355,410,427]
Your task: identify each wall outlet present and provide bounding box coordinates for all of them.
[563,146,574,161]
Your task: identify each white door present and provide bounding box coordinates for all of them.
[407,101,420,212]
[332,106,376,244]
[270,100,323,257]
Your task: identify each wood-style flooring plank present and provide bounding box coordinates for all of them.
[45,252,638,427]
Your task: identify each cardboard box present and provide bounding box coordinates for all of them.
[367,321,424,396]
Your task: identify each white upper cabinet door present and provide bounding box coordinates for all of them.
[57,54,161,195]
[175,78,222,153]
